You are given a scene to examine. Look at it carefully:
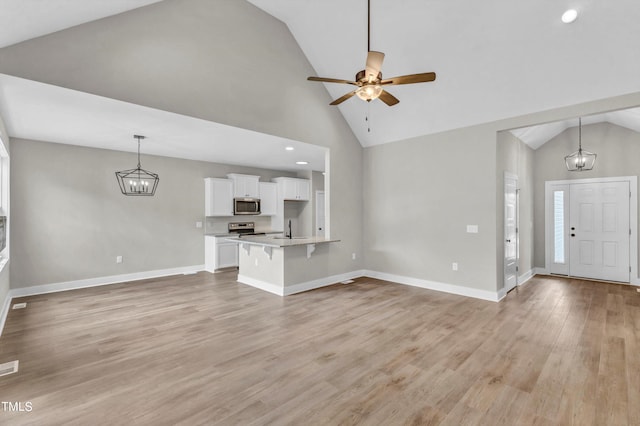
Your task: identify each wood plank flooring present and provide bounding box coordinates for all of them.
[0,273,639,425]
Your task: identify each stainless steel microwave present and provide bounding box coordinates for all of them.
[234,198,260,215]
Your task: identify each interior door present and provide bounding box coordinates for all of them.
[569,181,630,282]
[504,174,518,292]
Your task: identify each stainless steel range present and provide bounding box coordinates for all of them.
[228,222,265,237]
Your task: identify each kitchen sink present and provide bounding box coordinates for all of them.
[271,236,308,240]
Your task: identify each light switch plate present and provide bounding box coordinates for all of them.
[467,225,479,233]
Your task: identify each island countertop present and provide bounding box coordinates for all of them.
[224,235,340,248]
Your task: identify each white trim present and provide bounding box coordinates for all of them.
[0,290,12,337]
[497,287,507,301]
[284,270,365,296]
[237,270,366,297]
[518,268,536,286]
[363,270,501,302]
[236,275,284,296]
[534,267,548,276]
[9,265,205,298]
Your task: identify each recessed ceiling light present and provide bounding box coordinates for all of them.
[285,146,294,151]
[561,9,578,24]
[296,161,308,165]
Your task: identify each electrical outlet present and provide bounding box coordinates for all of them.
[116,256,123,264]
[452,262,458,271]
[352,252,357,260]
[196,221,203,228]
[255,258,259,266]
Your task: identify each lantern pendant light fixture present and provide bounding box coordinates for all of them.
[564,117,596,171]
[115,135,159,196]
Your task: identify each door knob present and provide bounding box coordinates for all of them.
[506,239,511,242]
[571,233,575,237]
[571,227,575,230]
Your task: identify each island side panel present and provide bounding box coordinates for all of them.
[283,243,331,289]
[237,245,285,295]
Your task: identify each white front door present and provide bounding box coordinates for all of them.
[569,181,630,282]
[504,174,518,292]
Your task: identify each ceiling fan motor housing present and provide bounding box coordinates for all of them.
[356,69,382,84]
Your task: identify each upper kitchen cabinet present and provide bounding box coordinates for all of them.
[273,177,310,201]
[227,174,260,198]
[205,178,233,216]
[259,182,278,216]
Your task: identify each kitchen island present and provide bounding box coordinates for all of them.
[224,235,341,296]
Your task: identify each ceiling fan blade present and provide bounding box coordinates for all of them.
[308,76,358,85]
[381,72,436,85]
[378,90,400,106]
[329,90,357,106]
[365,51,385,80]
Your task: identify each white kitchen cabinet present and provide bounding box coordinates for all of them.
[273,177,310,201]
[204,178,233,216]
[205,236,239,272]
[259,182,278,216]
[227,173,260,198]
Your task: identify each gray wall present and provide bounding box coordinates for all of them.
[363,124,499,292]
[0,115,9,308]
[3,0,640,296]
[10,138,305,288]
[496,131,535,289]
[533,122,640,270]
[363,92,640,294]
[0,0,364,288]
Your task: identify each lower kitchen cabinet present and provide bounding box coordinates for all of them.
[205,236,238,272]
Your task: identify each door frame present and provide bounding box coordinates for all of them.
[504,172,519,292]
[544,175,638,285]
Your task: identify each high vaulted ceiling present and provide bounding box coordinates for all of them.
[249,0,640,147]
[0,0,639,153]
[0,0,165,48]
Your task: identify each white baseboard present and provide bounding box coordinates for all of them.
[534,267,548,276]
[0,290,12,338]
[9,265,205,299]
[284,270,365,296]
[497,287,507,301]
[0,265,204,337]
[363,270,501,302]
[237,275,284,296]
[518,269,536,286]
[237,270,366,297]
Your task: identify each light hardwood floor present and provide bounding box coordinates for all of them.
[0,273,639,425]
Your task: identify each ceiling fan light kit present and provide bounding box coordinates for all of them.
[564,117,596,171]
[307,0,436,106]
